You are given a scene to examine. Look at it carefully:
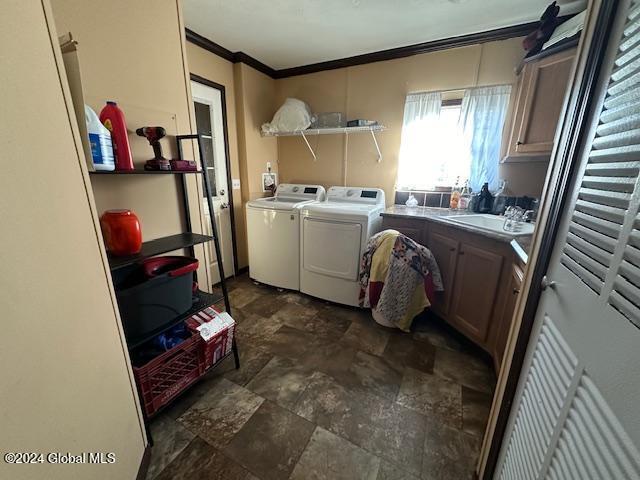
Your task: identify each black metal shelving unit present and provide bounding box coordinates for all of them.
[106,233,213,270]
[89,133,239,370]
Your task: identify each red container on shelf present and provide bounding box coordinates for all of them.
[133,329,206,418]
[99,101,134,171]
[99,209,142,255]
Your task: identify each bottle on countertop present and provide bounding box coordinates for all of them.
[477,182,494,213]
[458,180,471,210]
[99,101,134,171]
[405,194,419,208]
[450,176,461,209]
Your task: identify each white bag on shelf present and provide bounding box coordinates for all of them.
[262,98,315,134]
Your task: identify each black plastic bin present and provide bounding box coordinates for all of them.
[114,256,199,342]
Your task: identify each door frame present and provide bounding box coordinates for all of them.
[480,1,619,478]
[190,73,239,275]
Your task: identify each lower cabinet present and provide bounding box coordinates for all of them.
[449,243,503,344]
[493,261,524,371]
[381,215,525,371]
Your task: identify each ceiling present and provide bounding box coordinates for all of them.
[183,0,587,70]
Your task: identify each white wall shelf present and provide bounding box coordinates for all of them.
[262,125,386,162]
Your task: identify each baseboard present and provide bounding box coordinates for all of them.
[136,445,152,480]
[236,266,249,276]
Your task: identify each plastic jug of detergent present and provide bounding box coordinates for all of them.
[85,105,114,171]
[99,101,134,171]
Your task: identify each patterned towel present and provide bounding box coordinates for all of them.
[359,230,444,331]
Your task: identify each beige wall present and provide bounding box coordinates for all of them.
[234,63,279,202]
[1,1,145,478]
[187,43,249,268]
[275,38,548,202]
[50,0,213,286]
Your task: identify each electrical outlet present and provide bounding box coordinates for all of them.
[232,178,241,190]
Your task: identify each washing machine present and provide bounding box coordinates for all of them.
[246,183,326,290]
[299,186,385,306]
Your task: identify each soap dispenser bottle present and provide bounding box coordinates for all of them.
[458,180,471,210]
[477,182,494,213]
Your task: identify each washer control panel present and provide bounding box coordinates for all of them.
[275,184,326,201]
[327,186,385,205]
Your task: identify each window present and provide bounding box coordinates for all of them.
[397,86,511,192]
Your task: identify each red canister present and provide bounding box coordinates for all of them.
[100,209,142,255]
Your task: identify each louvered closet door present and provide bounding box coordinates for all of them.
[496,2,640,478]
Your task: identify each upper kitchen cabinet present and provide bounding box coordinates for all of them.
[502,47,577,162]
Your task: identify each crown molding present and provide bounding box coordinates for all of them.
[186,17,570,80]
[185,28,276,78]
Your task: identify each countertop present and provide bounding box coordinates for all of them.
[510,237,531,264]
[381,205,534,247]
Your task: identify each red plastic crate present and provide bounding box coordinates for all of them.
[133,330,206,418]
[185,306,236,370]
[200,324,235,369]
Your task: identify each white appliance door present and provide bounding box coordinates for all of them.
[247,207,299,290]
[303,218,362,280]
[496,3,640,478]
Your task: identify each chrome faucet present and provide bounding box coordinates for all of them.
[523,209,536,223]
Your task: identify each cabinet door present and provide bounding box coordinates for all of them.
[500,73,523,160]
[513,48,576,155]
[382,217,425,245]
[449,243,503,344]
[427,232,459,316]
[494,263,524,371]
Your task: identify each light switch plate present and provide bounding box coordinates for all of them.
[232,178,241,190]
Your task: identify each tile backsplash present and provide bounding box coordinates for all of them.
[395,190,452,208]
[394,190,537,213]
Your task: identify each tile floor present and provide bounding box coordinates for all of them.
[145,274,496,480]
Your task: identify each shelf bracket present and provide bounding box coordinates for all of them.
[300,130,317,161]
[371,130,382,162]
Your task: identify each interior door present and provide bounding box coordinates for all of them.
[1,2,146,478]
[496,2,640,477]
[191,81,234,284]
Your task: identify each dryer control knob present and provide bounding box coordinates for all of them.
[292,186,299,192]
[347,189,355,196]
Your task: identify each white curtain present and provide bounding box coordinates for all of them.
[396,92,442,189]
[459,85,512,192]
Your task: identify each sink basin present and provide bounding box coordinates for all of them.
[445,214,535,236]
